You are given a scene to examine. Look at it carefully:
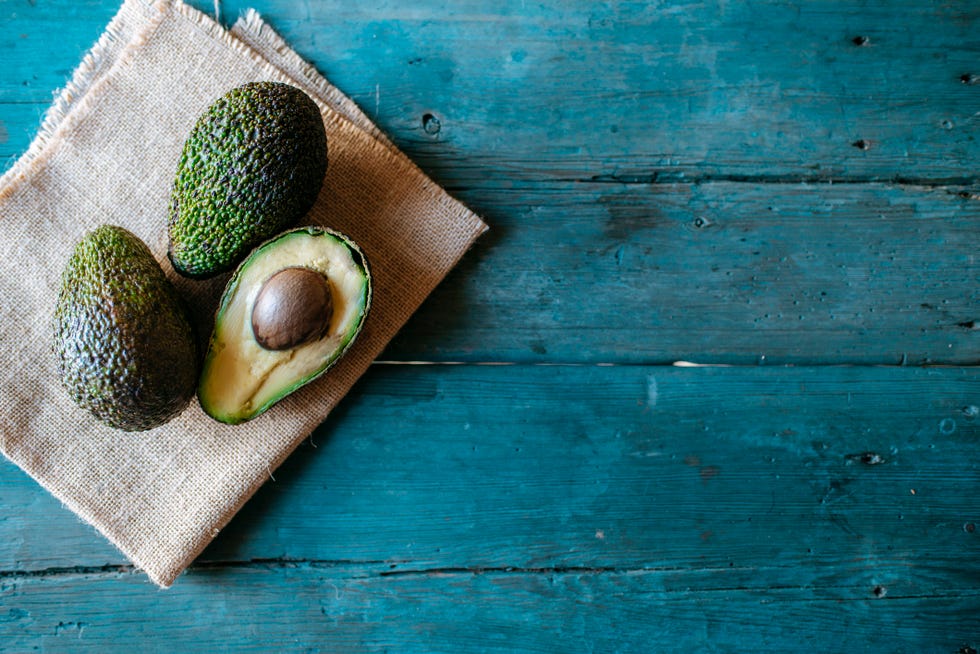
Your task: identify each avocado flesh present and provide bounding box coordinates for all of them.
[54,225,198,431]
[168,81,328,279]
[199,227,370,424]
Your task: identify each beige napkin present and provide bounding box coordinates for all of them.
[0,0,487,587]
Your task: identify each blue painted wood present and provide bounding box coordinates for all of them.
[0,0,979,651]
[5,0,980,184]
[2,565,978,653]
[5,3,975,364]
[2,365,979,650]
[214,0,980,186]
[385,182,980,364]
[5,364,979,569]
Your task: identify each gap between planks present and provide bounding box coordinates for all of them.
[575,173,980,187]
[5,558,980,601]
[372,361,980,368]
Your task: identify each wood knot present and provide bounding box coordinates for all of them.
[422,113,441,135]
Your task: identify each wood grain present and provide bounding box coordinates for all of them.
[208,364,980,571]
[2,565,978,653]
[3,367,977,587]
[3,4,977,365]
[1,0,978,650]
[4,0,979,185]
[262,0,980,187]
[386,182,979,364]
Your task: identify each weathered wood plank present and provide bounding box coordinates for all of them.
[0,0,116,103]
[247,0,980,186]
[2,365,977,587]
[4,156,976,363]
[0,0,120,173]
[189,364,980,579]
[1,1,977,650]
[385,182,979,364]
[1,565,977,653]
[3,3,978,364]
[2,0,979,184]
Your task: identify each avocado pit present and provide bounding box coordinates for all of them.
[251,266,333,351]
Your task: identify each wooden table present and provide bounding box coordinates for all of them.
[2,1,978,650]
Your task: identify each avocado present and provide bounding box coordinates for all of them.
[198,226,371,424]
[53,225,198,431]
[168,81,328,279]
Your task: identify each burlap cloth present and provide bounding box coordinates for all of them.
[0,0,487,587]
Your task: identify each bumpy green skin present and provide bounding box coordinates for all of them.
[54,226,198,431]
[168,81,328,278]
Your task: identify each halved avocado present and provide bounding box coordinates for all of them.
[198,226,371,424]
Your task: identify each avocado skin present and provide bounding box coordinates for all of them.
[54,226,198,431]
[168,81,328,279]
[199,226,371,425]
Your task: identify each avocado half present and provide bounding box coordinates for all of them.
[198,226,371,424]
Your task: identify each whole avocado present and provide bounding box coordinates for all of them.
[54,225,198,431]
[168,81,328,278]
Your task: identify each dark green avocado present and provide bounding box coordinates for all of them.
[168,81,328,279]
[198,226,371,424]
[54,225,198,431]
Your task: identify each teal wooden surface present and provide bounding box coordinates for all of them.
[2,365,979,651]
[1,0,978,651]
[3,568,979,653]
[387,182,980,364]
[3,1,980,184]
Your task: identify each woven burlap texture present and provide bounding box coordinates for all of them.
[0,0,487,587]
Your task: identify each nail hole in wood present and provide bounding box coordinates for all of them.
[852,139,872,150]
[422,113,441,135]
[852,35,870,46]
[847,451,884,465]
